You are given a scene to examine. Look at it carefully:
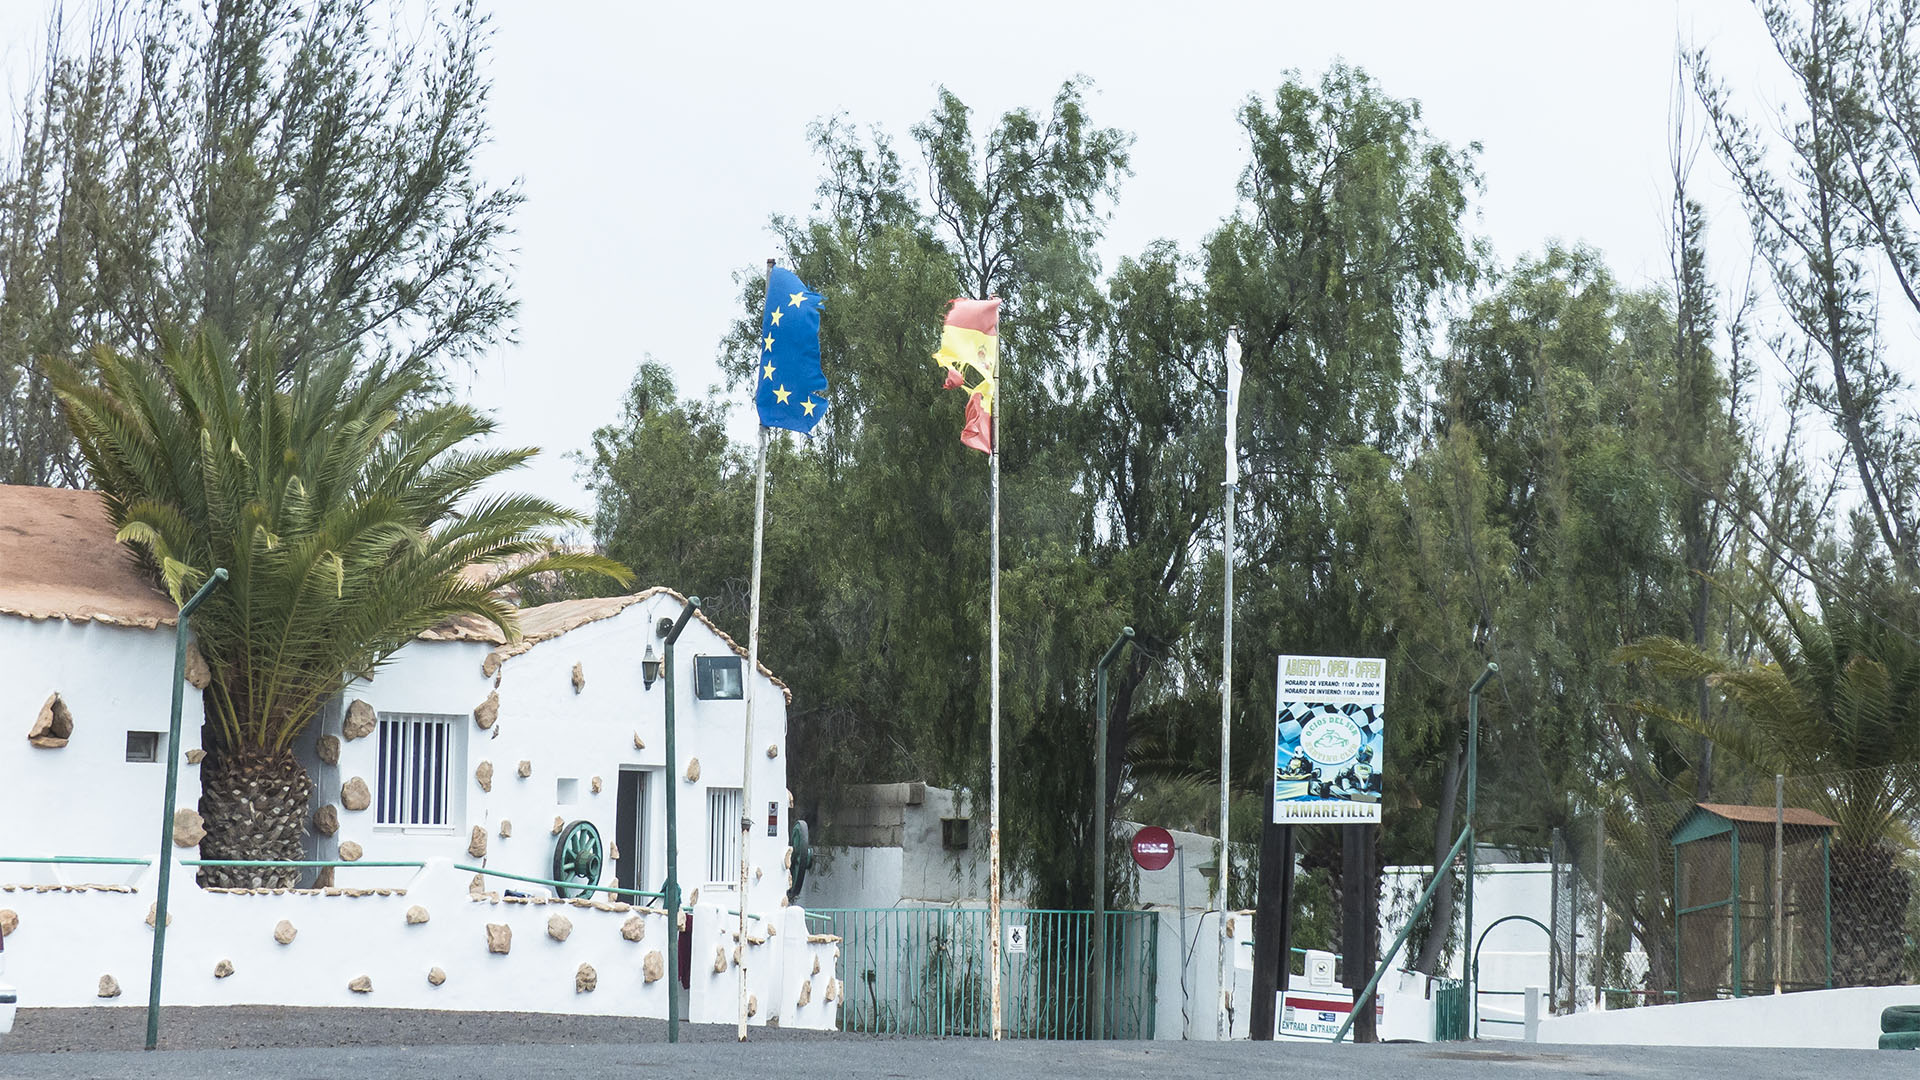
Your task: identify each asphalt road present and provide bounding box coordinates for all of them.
[3,1008,1915,1079]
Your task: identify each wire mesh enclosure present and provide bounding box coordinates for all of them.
[1670,803,1835,1001]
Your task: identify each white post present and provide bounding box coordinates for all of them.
[989,402,1004,1041]
[737,424,769,1040]
[1523,985,1543,1042]
[1216,329,1241,1041]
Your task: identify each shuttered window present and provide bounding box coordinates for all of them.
[376,713,454,827]
[707,787,742,882]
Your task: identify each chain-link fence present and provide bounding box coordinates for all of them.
[1560,762,1920,1010]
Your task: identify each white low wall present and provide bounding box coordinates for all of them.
[1540,985,1920,1049]
[0,857,836,1028]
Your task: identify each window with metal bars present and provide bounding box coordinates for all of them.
[707,787,742,882]
[375,713,455,827]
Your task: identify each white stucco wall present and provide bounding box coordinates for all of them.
[0,618,203,868]
[1539,984,1920,1048]
[0,857,838,1025]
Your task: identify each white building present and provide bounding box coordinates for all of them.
[0,484,838,1025]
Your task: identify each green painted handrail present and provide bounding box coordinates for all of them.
[0,855,151,866]
[183,859,425,869]
[455,863,664,901]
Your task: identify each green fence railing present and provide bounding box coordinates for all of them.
[810,906,1157,1040]
[1433,976,1469,1040]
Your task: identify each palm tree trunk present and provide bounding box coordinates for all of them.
[197,744,313,888]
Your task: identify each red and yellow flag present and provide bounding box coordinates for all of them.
[933,297,1000,453]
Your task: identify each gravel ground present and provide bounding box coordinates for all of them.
[1,1005,836,1053]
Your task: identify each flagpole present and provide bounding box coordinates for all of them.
[1217,328,1240,1041]
[988,385,1004,1042]
[738,258,776,1042]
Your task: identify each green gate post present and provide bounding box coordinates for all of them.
[1462,662,1497,1040]
[662,597,699,1044]
[145,568,227,1052]
[1089,626,1133,1040]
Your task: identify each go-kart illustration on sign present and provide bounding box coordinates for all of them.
[1273,655,1386,824]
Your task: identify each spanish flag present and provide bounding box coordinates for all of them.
[933,297,1000,454]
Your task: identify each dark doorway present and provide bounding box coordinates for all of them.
[615,768,650,893]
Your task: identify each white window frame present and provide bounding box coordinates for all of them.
[707,786,742,884]
[374,712,459,831]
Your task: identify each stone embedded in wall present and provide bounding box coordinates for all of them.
[428,966,447,986]
[144,902,172,928]
[632,732,645,750]
[474,691,500,730]
[482,653,502,679]
[517,760,531,779]
[712,945,728,973]
[28,692,73,748]
[173,808,206,848]
[349,975,373,993]
[468,874,486,896]
[341,777,371,812]
[754,867,763,883]
[575,963,597,993]
[687,888,697,907]
[476,760,493,792]
[590,776,602,795]
[608,843,620,861]
[621,916,645,942]
[214,959,234,978]
[811,955,820,976]
[274,920,297,945]
[684,758,700,782]
[487,923,512,954]
[552,816,564,835]
[185,749,206,764]
[344,699,376,741]
[767,744,779,759]
[826,978,841,1003]
[643,950,664,982]
[732,944,743,966]
[406,906,431,925]
[796,978,812,1006]
[339,841,364,862]
[316,734,340,766]
[0,909,17,937]
[498,820,512,839]
[314,805,339,837]
[98,975,121,998]
[316,867,336,888]
[547,914,573,942]
[468,827,487,859]
[184,642,211,689]
[748,993,758,1018]
[572,662,585,693]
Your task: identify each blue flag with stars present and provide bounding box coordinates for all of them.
[756,266,827,433]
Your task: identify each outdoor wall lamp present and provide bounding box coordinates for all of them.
[641,644,661,690]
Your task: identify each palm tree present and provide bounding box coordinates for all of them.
[48,328,631,886]
[1620,577,1920,985]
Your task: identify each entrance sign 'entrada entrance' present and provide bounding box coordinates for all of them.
[1273,655,1386,824]
[1130,826,1175,871]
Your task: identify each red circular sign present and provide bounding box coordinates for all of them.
[1130,826,1176,871]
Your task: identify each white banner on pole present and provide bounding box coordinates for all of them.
[1273,655,1386,825]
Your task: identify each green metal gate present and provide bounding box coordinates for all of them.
[811,907,1158,1039]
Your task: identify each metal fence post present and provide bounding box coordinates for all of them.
[1463,662,1497,1039]
[145,568,227,1052]
[1773,774,1784,994]
[1090,626,1134,1040]
[662,597,699,1043]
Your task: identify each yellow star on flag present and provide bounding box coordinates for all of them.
[770,310,783,326]
[801,398,816,416]
[763,362,775,381]
[788,292,805,307]
[772,385,792,404]
[764,334,774,352]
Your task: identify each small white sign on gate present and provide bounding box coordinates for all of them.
[1006,924,1028,954]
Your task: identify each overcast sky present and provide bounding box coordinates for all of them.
[0,1,1801,512]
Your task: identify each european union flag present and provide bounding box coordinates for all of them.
[756,266,827,434]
